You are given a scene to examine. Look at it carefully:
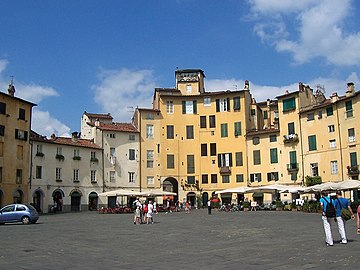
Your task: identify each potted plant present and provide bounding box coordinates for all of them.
[275,200,284,211]
[56,154,65,161]
[243,201,250,211]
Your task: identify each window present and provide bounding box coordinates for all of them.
[146,125,154,138]
[263,111,268,119]
[218,153,232,167]
[348,128,355,142]
[288,122,295,135]
[345,101,353,118]
[326,106,333,116]
[91,170,97,182]
[210,143,216,156]
[186,125,194,139]
[330,161,338,174]
[147,176,154,185]
[310,163,319,176]
[19,108,26,120]
[234,122,241,136]
[187,155,195,173]
[91,151,98,162]
[187,176,195,184]
[36,166,42,179]
[289,151,297,167]
[129,134,135,141]
[201,144,207,156]
[109,133,116,139]
[182,100,197,114]
[252,137,259,145]
[167,125,174,139]
[308,135,317,151]
[329,139,336,148]
[236,174,244,183]
[36,144,43,155]
[128,172,135,183]
[270,148,278,164]
[73,169,79,182]
[235,152,243,166]
[0,102,6,114]
[200,116,207,128]
[57,147,62,155]
[15,129,28,141]
[233,97,240,110]
[110,171,115,182]
[209,115,216,128]
[250,109,256,116]
[250,173,261,182]
[283,97,296,111]
[350,152,357,167]
[216,98,230,112]
[73,149,80,157]
[221,123,228,137]
[328,125,335,133]
[253,150,261,165]
[291,172,297,181]
[166,101,174,114]
[211,174,218,183]
[167,154,174,169]
[204,97,211,106]
[269,135,277,142]
[267,172,279,181]
[202,174,208,184]
[186,84,192,93]
[147,150,154,168]
[0,125,4,136]
[129,149,135,160]
[307,113,314,121]
[56,168,62,181]
[146,113,154,120]
[222,175,230,183]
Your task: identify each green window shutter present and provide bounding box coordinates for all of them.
[345,101,352,111]
[221,123,228,137]
[326,106,333,116]
[227,98,230,111]
[270,148,278,164]
[182,101,186,114]
[234,122,241,136]
[193,100,197,114]
[350,152,357,167]
[229,153,233,167]
[217,154,221,167]
[216,99,220,112]
[308,135,317,151]
[283,97,296,111]
[236,152,243,166]
[289,151,297,164]
[233,97,240,110]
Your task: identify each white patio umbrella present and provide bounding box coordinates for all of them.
[139,189,176,197]
[98,189,142,197]
[215,186,252,195]
[245,184,291,193]
[333,180,360,190]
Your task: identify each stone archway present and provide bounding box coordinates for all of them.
[70,190,82,212]
[13,189,23,204]
[52,189,64,212]
[32,189,44,213]
[88,192,98,211]
[187,192,196,207]
[162,177,178,203]
[202,192,209,208]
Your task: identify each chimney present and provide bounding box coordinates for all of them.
[244,80,249,90]
[72,131,78,142]
[346,82,355,96]
[330,92,339,103]
[95,119,100,127]
[298,82,304,92]
[8,82,15,97]
[50,134,56,140]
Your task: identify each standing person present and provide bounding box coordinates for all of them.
[185,200,190,214]
[319,191,336,246]
[357,204,360,235]
[207,199,212,215]
[134,206,141,224]
[334,191,355,244]
[146,200,154,224]
[153,200,158,215]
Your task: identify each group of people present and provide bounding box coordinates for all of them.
[133,198,157,225]
[319,190,357,246]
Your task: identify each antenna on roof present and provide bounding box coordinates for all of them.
[233,84,237,90]
[316,84,325,95]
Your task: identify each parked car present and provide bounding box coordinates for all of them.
[0,204,39,225]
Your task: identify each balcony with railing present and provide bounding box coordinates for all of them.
[347,165,359,176]
[283,134,299,144]
[220,166,231,175]
[287,163,299,172]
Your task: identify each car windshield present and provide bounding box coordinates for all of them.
[26,205,36,211]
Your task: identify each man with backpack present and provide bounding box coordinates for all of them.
[320,191,336,246]
[334,190,355,244]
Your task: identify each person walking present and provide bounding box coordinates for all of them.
[334,190,355,244]
[207,199,212,215]
[134,206,141,224]
[320,191,336,246]
[146,200,154,224]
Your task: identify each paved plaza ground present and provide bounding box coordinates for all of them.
[0,209,359,269]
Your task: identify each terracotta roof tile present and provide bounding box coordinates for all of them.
[84,112,113,120]
[88,122,139,133]
[49,137,101,149]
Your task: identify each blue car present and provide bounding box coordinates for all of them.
[0,204,39,225]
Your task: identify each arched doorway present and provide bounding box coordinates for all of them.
[162,177,178,203]
[187,192,196,207]
[202,192,208,208]
[32,189,44,213]
[70,190,82,212]
[88,192,98,211]
[13,189,23,204]
[52,189,64,212]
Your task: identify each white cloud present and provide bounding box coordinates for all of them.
[206,72,360,102]
[0,59,71,138]
[249,0,360,66]
[92,68,156,122]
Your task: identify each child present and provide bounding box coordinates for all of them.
[134,206,141,224]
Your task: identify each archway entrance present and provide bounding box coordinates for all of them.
[13,189,23,204]
[88,192,98,211]
[70,190,82,212]
[52,189,64,212]
[162,177,178,203]
[202,192,209,208]
[33,189,44,213]
[187,192,196,207]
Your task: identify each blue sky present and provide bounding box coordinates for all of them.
[0,0,359,137]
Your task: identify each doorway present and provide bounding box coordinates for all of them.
[33,189,43,213]
[88,192,98,211]
[162,177,178,203]
[202,192,208,208]
[187,192,196,207]
[71,191,81,212]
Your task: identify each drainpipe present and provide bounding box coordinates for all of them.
[139,113,142,192]
[335,102,344,180]
[29,140,33,190]
[298,112,305,186]
[101,130,105,193]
